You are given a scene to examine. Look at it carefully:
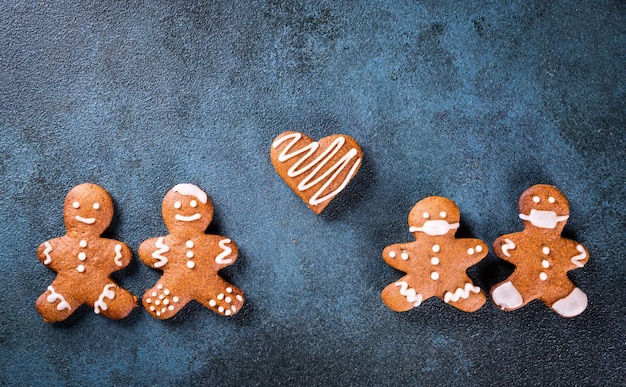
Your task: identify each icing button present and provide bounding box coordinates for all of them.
[432,244,440,253]
[542,260,550,268]
[539,272,548,281]
[431,272,439,280]
[430,257,440,265]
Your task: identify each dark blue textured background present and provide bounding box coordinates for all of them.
[1,1,624,385]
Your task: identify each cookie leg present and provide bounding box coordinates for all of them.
[491,281,525,311]
[382,277,431,312]
[91,283,137,320]
[442,282,486,312]
[143,282,190,320]
[551,287,587,318]
[35,284,80,322]
[197,280,245,317]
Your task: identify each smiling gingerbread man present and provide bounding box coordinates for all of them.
[382,196,488,312]
[491,184,589,317]
[36,183,137,322]
[139,184,244,319]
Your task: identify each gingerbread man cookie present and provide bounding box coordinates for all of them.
[36,183,137,322]
[382,197,488,312]
[139,184,244,319]
[271,131,363,214]
[491,184,589,317]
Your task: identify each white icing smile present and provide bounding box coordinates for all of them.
[175,213,201,222]
[75,215,96,224]
[410,220,459,236]
[519,209,569,229]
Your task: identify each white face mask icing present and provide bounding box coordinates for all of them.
[519,209,569,229]
[409,220,459,236]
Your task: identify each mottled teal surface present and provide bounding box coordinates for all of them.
[1,1,624,385]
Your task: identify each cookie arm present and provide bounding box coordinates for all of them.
[213,237,238,269]
[493,233,522,264]
[138,237,169,269]
[111,242,132,270]
[568,241,589,270]
[37,238,62,270]
[462,238,489,266]
[382,242,415,272]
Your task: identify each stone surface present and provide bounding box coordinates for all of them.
[1,1,624,385]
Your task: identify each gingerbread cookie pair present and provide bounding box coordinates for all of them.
[382,185,589,318]
[36,183,243,322]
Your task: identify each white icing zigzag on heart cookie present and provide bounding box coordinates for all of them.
[272,132,362,207]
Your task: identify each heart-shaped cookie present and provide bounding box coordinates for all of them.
[271,131,363,214]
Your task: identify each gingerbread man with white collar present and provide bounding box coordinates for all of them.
[491,184,589,317]
[36,183,137,322]
[139,184,244,319]
[382,196,488,312]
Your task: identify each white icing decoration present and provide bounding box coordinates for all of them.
[79,240,87,248]
[532,196,541,203]
[152,237,169,268]
[209,300,216,307]
[186,240,194,248]
[409,220,459,236]
[519,209,569,229]
[430,257,439,265]
[501,238,516,257]
[226,287,233,293]
[94,284,116,314]
[92,202,100,209]
[172,184,208,204]
[548,196,556,203]
[114,244,123,266]
[439,211,446,218]
[174,201,181,209]
[422,212,430,219]
[78,252,86,261]
[215,239,233,264]
[571,245,587,268]
[225,310,232,316]
[394,281,422,307]
[75,215,96,224]
[43,242,53,265]
[443,283,481,303]
[46,286,71,311]
[217,293,224,300]
[475,245,483,253]
[432,244,440,253]
[542,259,550,268]
[430,272,439,280]
[539,272,548,281]
[190,200,197,208]
[236,295,243,302]
[542,246,550,255]
[552,287,588,317]
[77,265,85,273]
[72,201,80,209]
[388,251,396,258]
[468,248,475,255]
[186,261,195,269]
[186,251,194,258]
[400,252,409,260]
[218,306,225,313]
[272,133,362,206]
[175,213,201,222]
[491,281,523,309]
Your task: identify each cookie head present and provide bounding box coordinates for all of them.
[63,183,114,235]
[408,196,460,237]
[518,184,569,231]
[162,184,213,233]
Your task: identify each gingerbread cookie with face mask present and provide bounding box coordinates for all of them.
[382,196,488,312]
[36,183,137,322]
[491,184,589,317]
[139,184,244,319]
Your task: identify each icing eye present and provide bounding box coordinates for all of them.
[422,212,430,219]
[72,201,80,209]
[93,202,100,210]
[548,197,555,203]
[190,200,198,208]
[440,211,447,218]
[174,201,182,209]
[533,196,541,203]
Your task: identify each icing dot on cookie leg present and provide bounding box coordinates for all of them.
[209,300,216,307]
[217,293,224,300]
[225,297,232,303]
[173,296,180,302]
[236,295,243,302]
[156,311,161,316]
[164,289,170,296]
[146,298,152,304]
[150,306,155,311]
[159,294,164,300]
[151,291,157,297]
[161,307,167,313]
[218,306,225,313]
[163,299,170,305]
[231,305,237,312]
[225,310,232,316]
[155,300,161,306]
[157,284,163,290]
[168,305,174,311]
[226,287,233,293]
